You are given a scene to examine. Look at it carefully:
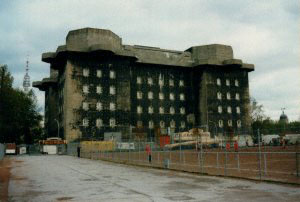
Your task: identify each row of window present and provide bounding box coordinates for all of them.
[83,68,116,79]
[217,92,240,100]
[218,106,241,114]
[83,85,116,95]
[137,106,185,115]
[137,76,184,87]
[218,120,242,128]
[83,68,185,88]
[83,101,186,115]
[137,91,185,101]
[83,102,116,111]
[82,118,186,129]
[82,118,116,128]
[217,78,239,87]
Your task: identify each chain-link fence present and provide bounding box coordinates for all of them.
[68,127,300,184]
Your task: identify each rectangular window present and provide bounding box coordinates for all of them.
[96,119,103,128]
[82,102,89,111]
[228,120,233,127]
[180,107,185,114]
[83,68,89,77]
[83,118,89,127]
[110,103,116,111]
[159,93,164,100]
[218,120,223,128]
[169,93,175,101]
[96,102,103,111]
[149,120,154,129]
[218,106,222,113]
[96,85,102,94]
[227,106,232,114]
[170,107,175,115]
[97,70,102,78]
[179,80,184,87]
[137,106,142,114]
[160,121,165,128]
[180,121,186,129]
[180,93,185,101]
[83,85,89,94]
[235,79,239,87]
[169,79,174,87]
[137,91,143,99]
[158,78,164,86]
[170,120,176,128]
[159,107,164,114]
[217,92,222,100]
[148,77,153,85]
[109,86,116,95]
[137,76,142,84]
[109,70,115,79]
[226,79,230,86]
[148,91,153,99]
[110,118,116,128]
[148,106,154,114]
[227,92,231,100]
[235,93,240,100]
[217,78,221,86]
[236,106,241,114]
[237,120,242,128]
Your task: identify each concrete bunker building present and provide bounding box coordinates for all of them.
[33,28,254,142]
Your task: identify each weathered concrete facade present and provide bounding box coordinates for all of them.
[34,28,254,142]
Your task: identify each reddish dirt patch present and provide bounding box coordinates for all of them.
[0,157,11,202]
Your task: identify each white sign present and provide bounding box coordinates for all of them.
[117,143,135,150]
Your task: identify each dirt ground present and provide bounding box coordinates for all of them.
[0,157,11,202]
[83,145,300,185]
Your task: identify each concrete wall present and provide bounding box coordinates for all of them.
[64,60,84,142]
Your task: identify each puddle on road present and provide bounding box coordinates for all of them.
[82,178,98,181]
[165,195,195,201]
[56,196,74,201]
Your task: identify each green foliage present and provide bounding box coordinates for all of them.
[0,65,43,144]
[250,97,300,136]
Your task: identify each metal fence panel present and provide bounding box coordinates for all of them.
[0,144,4,160]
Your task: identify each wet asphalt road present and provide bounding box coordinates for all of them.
[8,155,300,202]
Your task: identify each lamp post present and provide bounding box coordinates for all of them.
[54,118,59,138]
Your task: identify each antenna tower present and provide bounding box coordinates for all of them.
[23,56,30,92]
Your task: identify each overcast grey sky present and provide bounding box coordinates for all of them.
[0,0,299,121]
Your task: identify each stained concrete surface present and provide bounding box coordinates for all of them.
[8,155,300,202]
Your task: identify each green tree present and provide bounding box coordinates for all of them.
[0,65,42,144]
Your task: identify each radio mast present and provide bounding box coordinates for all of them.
[23,56,31,93]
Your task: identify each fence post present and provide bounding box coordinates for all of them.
[200,141,203,174]
[216,152,219,169]
[258,129,262,180]
[138,139,140,163]
[179,133,182,164]
[296,152,299,177]
[264,153,267,175]
[237,152,240,171]
[225,151,227,176]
